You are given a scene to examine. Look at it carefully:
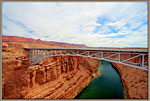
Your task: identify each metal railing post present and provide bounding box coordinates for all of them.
[142,54,145,67]
[118,53,121,62]
[101,52,103,57]
[24,48,148,71]
[139,55,141,66]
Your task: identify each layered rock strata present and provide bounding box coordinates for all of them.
[2,48,99,99]
[2,36,86,47]
[112,63,148,99]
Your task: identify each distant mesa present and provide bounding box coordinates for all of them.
[2,36,87,47]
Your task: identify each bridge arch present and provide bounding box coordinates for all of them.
[25,48,148,71]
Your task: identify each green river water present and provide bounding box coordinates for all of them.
[75,60,125,99]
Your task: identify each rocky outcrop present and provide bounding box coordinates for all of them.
[2,43,8,48]
[112,63,148,99]
[2,47,99,99]
[2,48,29,98]
[2,41,148,99]
[2,36,86,47]
[110,52,148,99]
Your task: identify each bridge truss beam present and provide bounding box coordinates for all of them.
[25,48,148,71]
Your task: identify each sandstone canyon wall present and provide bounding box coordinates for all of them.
[112,63,148,99]
[110,53,148,99]
[2,47,99,99]
[2,42,148,99]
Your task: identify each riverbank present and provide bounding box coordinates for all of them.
[75,60,125,99]
[111,64,128,98]
[112,63,148,99]
[74,61,101,98]
[91,62,101,79]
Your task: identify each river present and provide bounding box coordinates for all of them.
[75,60,125,99]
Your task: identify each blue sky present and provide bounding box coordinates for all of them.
[2,2,148,47]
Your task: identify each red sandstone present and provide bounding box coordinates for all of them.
[112,63,148,99]
[2,40,148,99]
[2,36,86,47]
[2,47,99,99]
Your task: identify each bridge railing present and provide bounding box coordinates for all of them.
[24,48,148,71]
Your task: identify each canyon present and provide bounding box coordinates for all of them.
[2,44,99,99]
[112,63,148,99]
[109,52,148,99]
[2,38,148,99]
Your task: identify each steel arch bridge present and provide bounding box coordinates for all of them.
[24,48,148,71]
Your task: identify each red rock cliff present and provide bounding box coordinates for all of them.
[2,36,86,47]
[2,47,99,99]
[108,52,148,99]
[112,63,148,99]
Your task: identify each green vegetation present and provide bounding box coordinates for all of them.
[123,86,128,99]
[74,62,101,98]
[91,62,101,79]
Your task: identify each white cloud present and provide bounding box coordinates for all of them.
[86,23,101,27]
[2,2,148,47]
[107,20,127,30]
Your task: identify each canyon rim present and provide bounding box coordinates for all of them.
[2,36,148,99]
[2,2,148,99]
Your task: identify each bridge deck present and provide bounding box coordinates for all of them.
[24,48,148,53]
[24,48,148,71]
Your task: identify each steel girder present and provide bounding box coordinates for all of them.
[25,48,148,71]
